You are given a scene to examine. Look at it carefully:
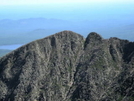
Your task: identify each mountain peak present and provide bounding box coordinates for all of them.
[55,30,82,37]
[84,32,103,49]
[0,31,134,101]
[87,32,103,41]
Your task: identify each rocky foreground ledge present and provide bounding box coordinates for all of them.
[0,31,134,101]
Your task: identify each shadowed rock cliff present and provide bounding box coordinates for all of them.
[0,31,134,101]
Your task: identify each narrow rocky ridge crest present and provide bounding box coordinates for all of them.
[0,31,134,101]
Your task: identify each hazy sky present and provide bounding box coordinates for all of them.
[0,0,134,5]
[0,0,134,21]
[0,0,134,43]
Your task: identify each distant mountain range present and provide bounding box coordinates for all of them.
[0,31,134,101]
[0,18,134,45]
[0,49,11,57]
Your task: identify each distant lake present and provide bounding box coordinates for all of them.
[0,44,23,50]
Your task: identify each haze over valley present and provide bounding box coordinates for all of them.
[0,0,134,56]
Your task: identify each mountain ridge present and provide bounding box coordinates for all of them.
[0,31,134,101]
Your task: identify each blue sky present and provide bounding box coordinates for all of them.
[0,0,134,46]
[0,0,134,5]
[0,0,134,20]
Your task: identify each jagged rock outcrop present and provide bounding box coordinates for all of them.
[0,31,134,101]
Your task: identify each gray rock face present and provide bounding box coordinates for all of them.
[0,31,134,101]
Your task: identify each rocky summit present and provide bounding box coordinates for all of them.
[0,31,134,101]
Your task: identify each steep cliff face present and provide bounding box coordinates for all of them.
[69,33,134,101]
[0,31,134,101]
